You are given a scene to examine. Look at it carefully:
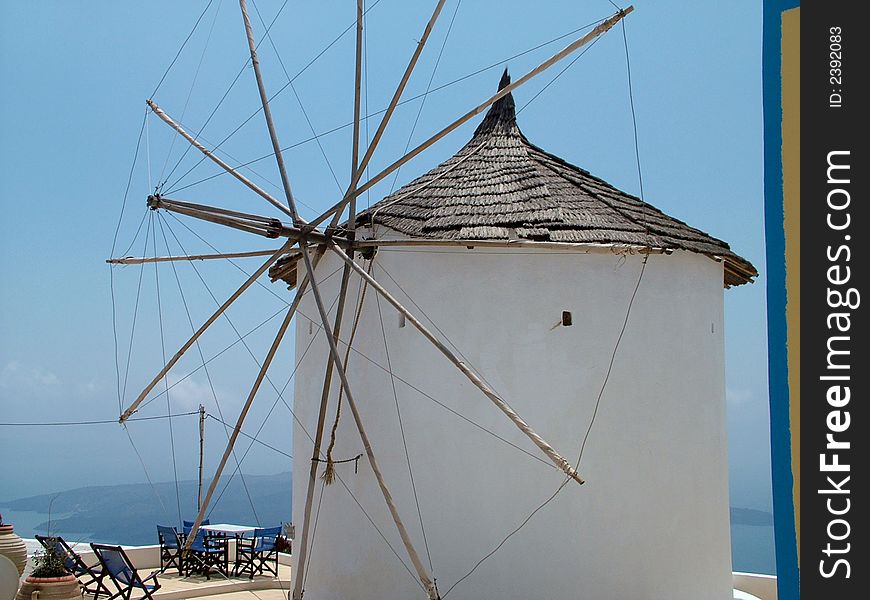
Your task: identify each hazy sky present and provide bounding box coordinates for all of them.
[0,0,770,514]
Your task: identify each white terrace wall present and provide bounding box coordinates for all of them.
[291,242,732,600]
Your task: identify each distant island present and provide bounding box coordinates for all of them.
[1,472,292,546]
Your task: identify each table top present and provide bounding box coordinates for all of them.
[201,523,258,534]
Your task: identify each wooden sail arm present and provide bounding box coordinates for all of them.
[149,196,352,248]
[150,196,287,225]
[107,248,283,265]
[239,0,303,224]
[347,0,364,236]
[288,0,448,241]
[303,5,634,234]
[205,0,439,577]
[149,196,282,238]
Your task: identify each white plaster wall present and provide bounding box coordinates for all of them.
[291,242,731,600]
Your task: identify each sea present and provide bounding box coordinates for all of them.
[1,509,92,543]
[730,523,776,575]
[1,506,776,575]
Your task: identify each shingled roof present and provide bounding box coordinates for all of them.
[354,70,756,287]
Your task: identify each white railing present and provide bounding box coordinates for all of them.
[733,571,777,600]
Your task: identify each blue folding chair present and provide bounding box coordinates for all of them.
[234,526,281,579]
[90,544,160,600]
[36,535,110,598]
[182,519,210,529]
[156,525,182,574]
[181,519,210,541]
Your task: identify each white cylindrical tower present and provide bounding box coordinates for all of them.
[281,72,756,600]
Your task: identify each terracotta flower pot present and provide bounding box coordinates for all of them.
[0,523,28,576]
[15,575,81,600]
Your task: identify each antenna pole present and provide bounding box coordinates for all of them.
[198,404,205,512]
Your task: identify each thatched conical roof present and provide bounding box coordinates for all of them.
[354,70,756,287]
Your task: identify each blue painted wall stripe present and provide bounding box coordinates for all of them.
[762,1,800,597]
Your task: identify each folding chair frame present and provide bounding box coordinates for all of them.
[35,534,111,599]
[234,527,280,580]
[156,525,183,574]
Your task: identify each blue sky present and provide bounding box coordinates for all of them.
[0,0,770,519]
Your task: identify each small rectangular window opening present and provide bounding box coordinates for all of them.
[562,311,573,327]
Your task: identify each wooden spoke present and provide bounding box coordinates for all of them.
[238,0,303,224]
[348,0,364,235]
[233,2,442,591]
[107,248,282,265]
[293,2,365,590]
[146,100,295,220]
[355,7,633,198]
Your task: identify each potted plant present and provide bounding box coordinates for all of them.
[15,538,81,600]
[0,512,28,576]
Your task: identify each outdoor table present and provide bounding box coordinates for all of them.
[201,524,258,536]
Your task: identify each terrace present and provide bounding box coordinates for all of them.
[11,535,777,600]
[15,534,292,600]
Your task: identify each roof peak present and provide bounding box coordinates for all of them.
[473,69,517,137]
[497,67,511,91]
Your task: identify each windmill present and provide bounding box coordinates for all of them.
[110,2,756,598]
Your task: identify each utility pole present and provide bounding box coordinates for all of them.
[198,404,205,512]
